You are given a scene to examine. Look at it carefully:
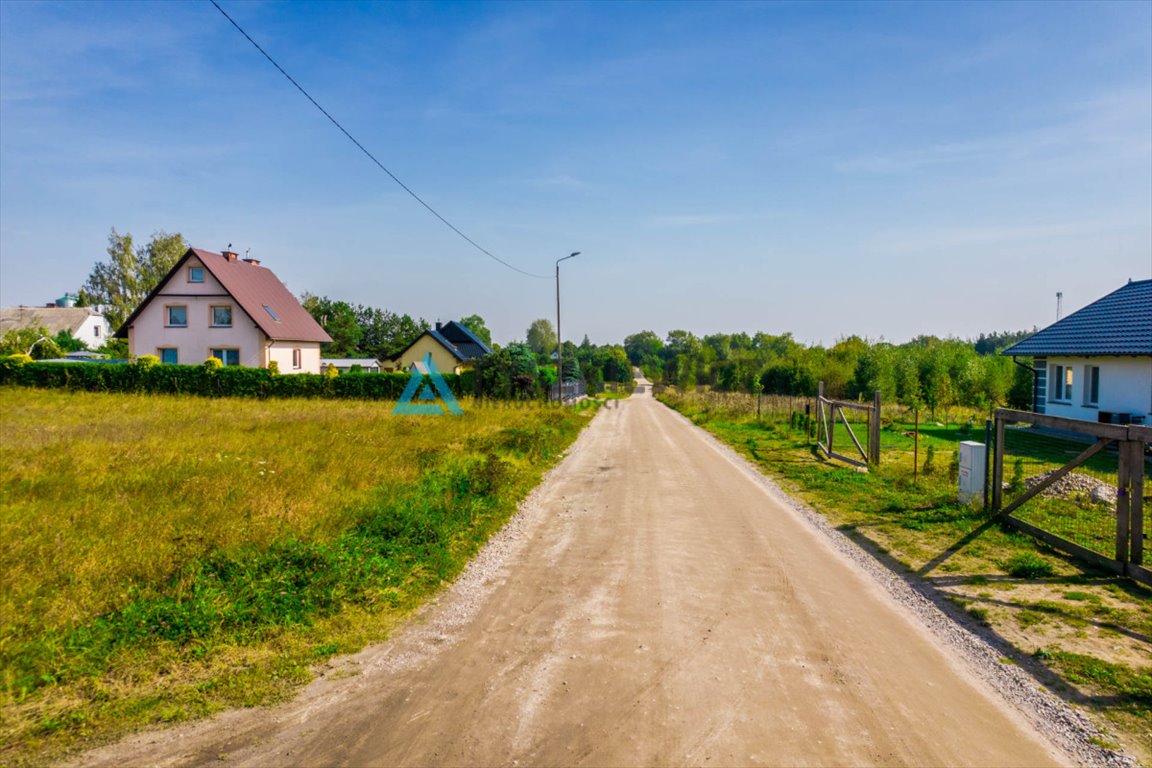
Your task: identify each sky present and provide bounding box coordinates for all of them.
[1,0,1150,348]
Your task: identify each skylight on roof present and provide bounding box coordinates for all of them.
[263,304,280,321]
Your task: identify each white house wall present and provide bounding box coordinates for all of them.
[127,256,265,367]
[74,314,111,349]
[1043,356,1152,423]
[267,341,322,375]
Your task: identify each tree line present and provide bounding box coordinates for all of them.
[624,328,1036,416]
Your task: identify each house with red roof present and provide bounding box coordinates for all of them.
[114,248,331,374]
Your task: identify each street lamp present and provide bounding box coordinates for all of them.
[555,251,580,401]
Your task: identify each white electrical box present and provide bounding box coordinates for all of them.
[958,440,986,505]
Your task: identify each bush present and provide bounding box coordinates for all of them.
[0,361,482,403]
[1004,552,1055,579]
[135,354,160,369]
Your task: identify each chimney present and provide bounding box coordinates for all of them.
[242,258,261,266]
[222,249,238,262]
[435,321,442,331]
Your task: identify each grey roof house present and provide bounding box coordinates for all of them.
[389,321,492,375]
[1003,279,1151,423]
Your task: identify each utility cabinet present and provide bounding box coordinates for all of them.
[958,440,986,505]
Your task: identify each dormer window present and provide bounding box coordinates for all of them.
[188,267,205,283]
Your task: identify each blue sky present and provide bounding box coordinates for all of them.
[2,0,1149,347]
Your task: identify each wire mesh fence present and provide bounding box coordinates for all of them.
[999,424,1121,557]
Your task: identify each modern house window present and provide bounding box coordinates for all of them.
[292,348,302,369]
[211,348,240,366]
[188,267,204,283]
[159,348,178,365]
[1083,365,1100,406]
[211,305,233,327]
[166,305,188,327]
[94,326,101,337]
[263,304,280,321]
[1049,364,1073,402]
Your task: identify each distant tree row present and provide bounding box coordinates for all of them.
[622,329,1036,416]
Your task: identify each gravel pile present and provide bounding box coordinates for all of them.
[679,412,1135,768]
[1024,470,1116,505]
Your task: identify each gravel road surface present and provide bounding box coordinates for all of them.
[78,379,1076,767]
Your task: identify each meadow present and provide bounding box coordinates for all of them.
[0,387,594,764]
[658,387,1151,762]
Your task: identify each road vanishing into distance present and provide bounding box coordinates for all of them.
[80,379,1066,767]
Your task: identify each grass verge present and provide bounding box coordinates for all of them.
[1,387,595,765]
[658,388,1151,764]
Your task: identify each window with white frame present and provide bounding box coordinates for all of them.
[211,305,233,327]
[1083,365,1100,406]
[211,348,239,366]
[166,305,187,327]
[292,348,302,369]
[1049,364,1073,402]
[188,266,204,283]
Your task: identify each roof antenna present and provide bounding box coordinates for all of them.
[245,248,251,258]
[1056,291,1063,320]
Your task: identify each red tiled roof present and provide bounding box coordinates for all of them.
[115,248,332,343]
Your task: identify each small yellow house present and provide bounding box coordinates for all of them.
[391,321,491,374]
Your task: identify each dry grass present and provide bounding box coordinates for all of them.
[0,387,592,764]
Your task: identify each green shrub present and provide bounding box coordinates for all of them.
[134,354,160,369]
[0,362,494,402]
[923,443,936,475]
[1004,552,1055,579]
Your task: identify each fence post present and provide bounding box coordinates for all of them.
[983,419,992,512]
[913,409,919,482]
[817,381,825,447]
[992,413,1004,513]
[1116,439,1132,564]
[1128,439,1144,566]
[869,390,881,466]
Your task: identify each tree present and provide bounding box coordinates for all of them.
[1,326,62,359]
[52,329,88,353]
[82,229,187,331]
[526,318,557,356]
[624,330,663,366]
[356,305,426,361]
[301,294,362,357]
[458,314,492,347]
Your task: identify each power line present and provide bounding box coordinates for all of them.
[209,0,551,280]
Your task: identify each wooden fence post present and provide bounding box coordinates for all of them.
[1116,439,1132,564]
[817,381,825,448]
[992,413,1004,513]
[1128,439,1144,566]
[869,390,882,466]
[913,409,919,482]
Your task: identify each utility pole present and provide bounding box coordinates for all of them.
[555,251,580,401]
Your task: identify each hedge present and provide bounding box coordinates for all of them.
[0,360,498,401]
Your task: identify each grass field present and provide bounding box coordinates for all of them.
[658,388,1152,763]
[0,387,594,764]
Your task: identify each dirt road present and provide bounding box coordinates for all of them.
[81,380,1068,767]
